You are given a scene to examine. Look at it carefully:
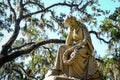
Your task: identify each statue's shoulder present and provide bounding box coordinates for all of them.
[78,21,86,26]
[78,21,88,31]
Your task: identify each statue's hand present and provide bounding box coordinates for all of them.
[63,48,73,63]
[70,49,79,59]
[64,47,74,54]
[63,49,72,59]
[63,47,79,65]
[64,47,74,56]
[63,47,76,64]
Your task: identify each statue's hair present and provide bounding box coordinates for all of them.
[64,15,77,27]
[65,15,76,21]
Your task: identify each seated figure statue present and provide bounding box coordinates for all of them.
[44,16,102,80]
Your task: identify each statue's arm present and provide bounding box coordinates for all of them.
[74,26,89,49]
[65,30,73,45]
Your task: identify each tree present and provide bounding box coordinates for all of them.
[0,0,119,79]
[98,7,120,79]
[100,7,120,58]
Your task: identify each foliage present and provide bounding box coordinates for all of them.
[96,58,120,79]
[97,7,120,80]
[100,7,120,42]
[100,7,120,59]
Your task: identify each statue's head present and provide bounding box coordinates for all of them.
[65,15,78,28]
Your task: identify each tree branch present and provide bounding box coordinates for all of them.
[23,1,45,10]
[8,42,35,52]
[0,20,21,55]
[19,0,23,18]
[8,0,16,21]
[17,65,37,79]
[1,0,24,55]
[23,2,78,19]
[0,39,65,68]
[77,1,93,16]
[12,68,23,78]
[24,39,65,54]
[43,46,53,59]
[89,30,112,44]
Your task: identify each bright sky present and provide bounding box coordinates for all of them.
[91,0,120,57]
[44,0,120,57]
[43,0,120,57]
[0,0,120,58]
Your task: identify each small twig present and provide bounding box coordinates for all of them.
[23,2,78,19]
[17,65,37,80]
[23,1,45,10]
[42,46,53,59]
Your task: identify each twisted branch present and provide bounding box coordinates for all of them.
[8,42,35,52]
[43,46,54,59]
[17,65,37,79]
[1,0,21,55]
[89,30,112,44]
[23,1,45,10]
[23,2,78,19]
[8,0,16,21]
[0,39,65,68]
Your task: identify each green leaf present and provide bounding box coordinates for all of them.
[91,6,97,11]
[110,28,116,35]
[0,32,4,37]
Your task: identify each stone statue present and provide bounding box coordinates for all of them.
[44,16,102,80]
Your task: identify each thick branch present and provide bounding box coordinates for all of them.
[1,19,20,55]
[0,39,65,68]
[89,30,112,44]
[24,39,65,54]
[8,42,35,52]
[1,0,20,55]
[1,0,24,55]
[17,0,24,20]
[8,0,16,21]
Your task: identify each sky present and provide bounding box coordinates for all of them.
[43,0,120,57]
[91,0,120,57]
[0,0,120,58]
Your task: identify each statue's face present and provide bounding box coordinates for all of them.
[65,16,77,28]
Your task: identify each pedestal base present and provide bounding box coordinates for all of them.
[44,75,78,80]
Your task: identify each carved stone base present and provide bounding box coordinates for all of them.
[44,75,77,80]
[44,69,103,80]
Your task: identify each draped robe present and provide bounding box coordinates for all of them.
[44,22,101,80]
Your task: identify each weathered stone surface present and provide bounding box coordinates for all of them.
[44,76,75,80]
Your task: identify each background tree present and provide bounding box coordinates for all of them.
[0,0,120,79]
[98,7,120,79]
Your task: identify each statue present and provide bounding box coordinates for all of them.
[44,16,102,80]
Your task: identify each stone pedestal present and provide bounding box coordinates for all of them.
[44,75,79,80]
